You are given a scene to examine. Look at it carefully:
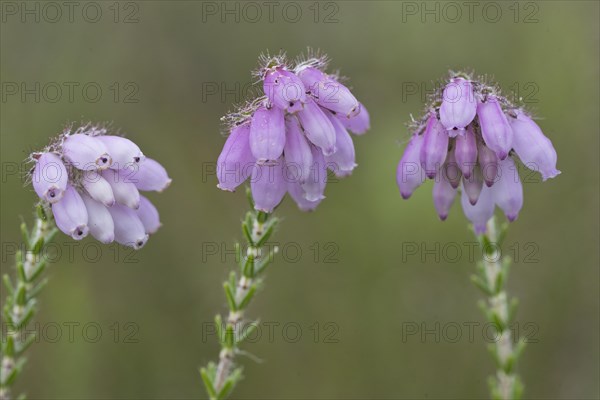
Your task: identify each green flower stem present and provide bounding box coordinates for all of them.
[471,217,525,400]
[1,205,57,400]
[201,191,279,400]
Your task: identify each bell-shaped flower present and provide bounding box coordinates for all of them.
[101,169,140,209]
[264,67,306,113]
[442,146,462,189]
[136,195,161,234]
[287,181,322,212]
[454,125,478,179]
[439,78,477,134]
[477,96,513,160]
[433,172,457,221]
[509,110,560,181]
[283,116,313,185]
[420,113,449,179]
[492,158,523,222]
[249,105,286,164]
[216,124,254,192]
[477,139,499,187]
[32,152,68,203]
[296,97,337,156]
[462,166,484,206]
[297,67,359,118]
[251,158,287,213]
[108,203,148,249]
[96,135,144,169]
[325,113,357,177]
[51,185,89,240]
[128,158,172,192]
[396,134,425,199]
[338,103,370,135]
[301,146,327,202]
[81,193,115,244]
[81,170,115,207]
[460,183,495,234]
[62,134,112,170]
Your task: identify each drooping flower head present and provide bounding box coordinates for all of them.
[217,50,370,212]
[29,124,172,248]
[396,71,560,233]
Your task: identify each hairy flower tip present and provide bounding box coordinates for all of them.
[28,123,171,247]
[397,70,560,229]
[217,50,369,212]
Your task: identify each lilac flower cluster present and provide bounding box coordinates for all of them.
[217,52,370,212]
[396,73,560,233]
[30,125,172,249]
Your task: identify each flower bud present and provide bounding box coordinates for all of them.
[32,152,68,203]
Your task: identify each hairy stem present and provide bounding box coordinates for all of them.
[0,205,57,400]
[471,217,525,400]
[201,193,279,400]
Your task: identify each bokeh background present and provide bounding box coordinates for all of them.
[1,1,598,398]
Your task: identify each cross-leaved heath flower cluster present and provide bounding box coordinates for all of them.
[217,51,370,212]
[29,124,172,249]
[396,72,559,233]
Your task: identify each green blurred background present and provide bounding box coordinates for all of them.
[1,1,598,398]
